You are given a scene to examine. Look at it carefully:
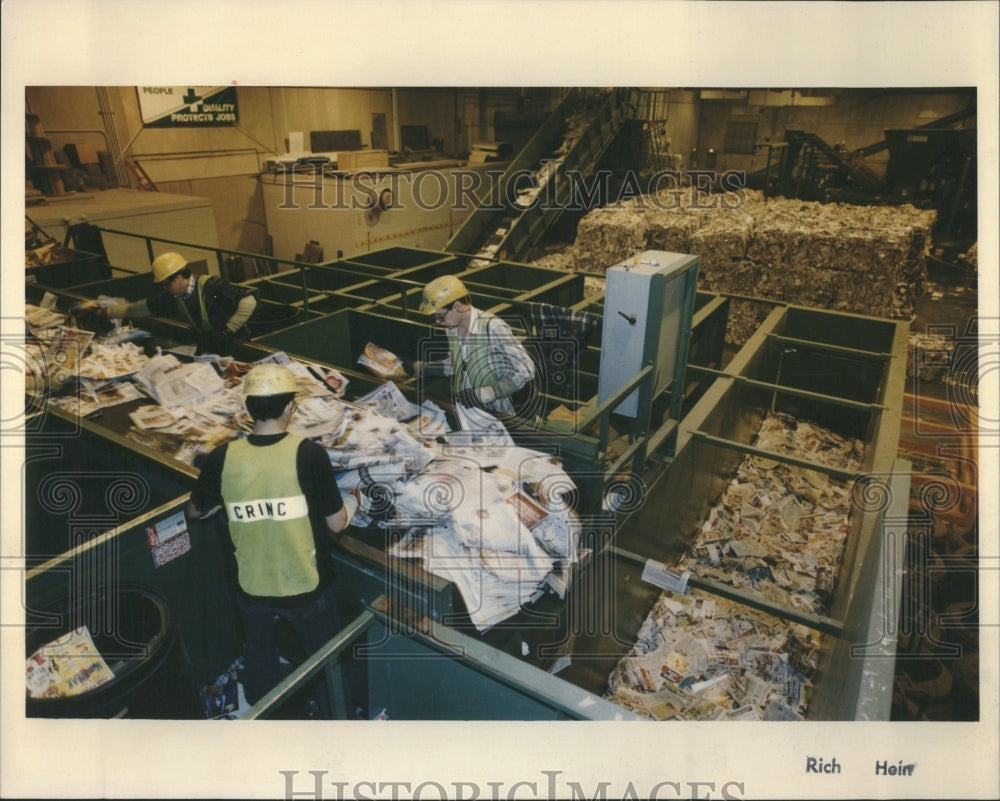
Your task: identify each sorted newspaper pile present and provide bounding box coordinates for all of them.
[49,378,146,419]
[384,445,580,631]
[605,588,822,720]
[678,412,864,615]
[30,324,94,389]
[133,354,226,407]
[118,354,238,463]
[120,351,347,466]
[27,293,151,376]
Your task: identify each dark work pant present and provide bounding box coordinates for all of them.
[237,585,344,715]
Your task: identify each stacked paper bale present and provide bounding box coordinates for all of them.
[571,203,649,275]
[688,209,775,342]
[747,198,935,318]
[569,189,937,344]
[647,208,706,255]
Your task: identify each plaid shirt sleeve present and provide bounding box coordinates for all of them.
[485,315,535,398]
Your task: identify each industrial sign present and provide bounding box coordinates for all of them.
[137,86,239,127]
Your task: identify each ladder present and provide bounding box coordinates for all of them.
[644,121,668,173]
[124,158,158,191]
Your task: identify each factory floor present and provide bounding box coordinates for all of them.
[891,256,980,721]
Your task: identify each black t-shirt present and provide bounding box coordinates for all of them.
[192,433,344,604]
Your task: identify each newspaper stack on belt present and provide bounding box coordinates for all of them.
[133,355,225,408]
[347,382,582,631]
[25,329,582,627]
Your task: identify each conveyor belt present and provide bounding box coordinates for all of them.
[445,88,633,264]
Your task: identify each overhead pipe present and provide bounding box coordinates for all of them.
[392,88,400,153]
[95,87,131,188]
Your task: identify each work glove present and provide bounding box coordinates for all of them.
[340,492,359,527]
[106,301,131,319]
[455,384,497,409]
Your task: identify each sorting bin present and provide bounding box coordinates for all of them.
[26,583,201,719]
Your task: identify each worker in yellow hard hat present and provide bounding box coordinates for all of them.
[101,252,257,353]
[186,363,357,715]
[408,274,535,416]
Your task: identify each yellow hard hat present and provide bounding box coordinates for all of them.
[243,364,297,396]
[419,274,469,315]
[151,252,188,284]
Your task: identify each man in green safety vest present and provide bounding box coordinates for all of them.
[102,251,257,353]
[185,363,358,716]
[407,274,536,417]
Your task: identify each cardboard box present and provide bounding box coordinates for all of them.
[64,143,99,166]
[337,149,389,170]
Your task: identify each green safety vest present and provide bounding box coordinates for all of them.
[174,274,215,333]
[449,312,501,394]
[220,434,318,598]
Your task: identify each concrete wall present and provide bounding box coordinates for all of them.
[25,86,557,258]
